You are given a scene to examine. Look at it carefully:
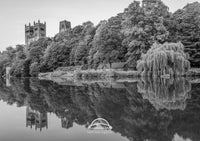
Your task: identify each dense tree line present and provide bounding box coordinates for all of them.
[0,0,200,77]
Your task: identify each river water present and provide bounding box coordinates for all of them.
[0,77,199,141]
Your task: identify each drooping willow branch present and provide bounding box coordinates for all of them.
[137,42,190,77]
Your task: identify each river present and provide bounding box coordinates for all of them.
[0,77,199,141]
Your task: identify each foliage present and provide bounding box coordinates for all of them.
[89,15,125,69]
[137,42,190,77]
[26,37,52,53]
[42,42,72,71]
[1,0,200,77]
[15,45,26,60]
[0,46,26,76]
[22,59,31,77]
[10,60,25,77]
[167,2,200,67]
[0,53,10,76]
[72,21,95,66]
[122,0,170,69]
[74,42,88,65]
[30,62,40,77]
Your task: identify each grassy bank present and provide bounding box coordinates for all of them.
[74,69,140,80]
[39,67,200,81]
[39,69,140,81]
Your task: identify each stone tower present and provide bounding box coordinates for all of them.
[25,20,46,45]
[26,106,48,131]
[59,20,71,33]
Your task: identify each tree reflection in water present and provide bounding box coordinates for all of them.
[0,78,200,141]
[137,77,191,110]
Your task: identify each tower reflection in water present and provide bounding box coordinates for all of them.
[61,117,73,129]
[26,106,48,131]
[1,77,200,141]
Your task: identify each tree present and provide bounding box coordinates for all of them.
[74,42,88,65]
[142,0,169,17]
[122,0,170,69]
[89,14,124,69]
[27,38,52,62]
[30,62,40,77]
[137,42,190,77]
[43,42,72,71]
[27,37,52,52]
[10,60,25,77]
[15,45,26,60]
[167,2,200,67]
[72,21,95,66]
[0,53,10,76]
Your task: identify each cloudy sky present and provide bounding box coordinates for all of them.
[0,0,199,51]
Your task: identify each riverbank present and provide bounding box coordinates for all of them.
[38,71,200,89]
[38,69,140,81]
[38,67,200,83]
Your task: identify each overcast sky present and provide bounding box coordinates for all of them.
[0,0,199,51]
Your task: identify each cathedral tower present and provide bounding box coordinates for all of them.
[59,20,71,33]
[25,20,46,45]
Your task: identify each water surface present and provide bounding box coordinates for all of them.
[0,77,200,141]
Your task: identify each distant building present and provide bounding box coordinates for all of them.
[25,20,46,45]
[61,117,73,129]
[26,106,48,131]
[59,20,71,33]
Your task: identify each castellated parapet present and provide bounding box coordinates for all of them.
[25,20,46,45]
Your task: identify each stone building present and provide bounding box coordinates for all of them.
[59,20,71,33]
[26,106,48,131]
[61,117,73,129]
[25,20,46,45]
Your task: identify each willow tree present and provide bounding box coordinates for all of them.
[137,42,190,77]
